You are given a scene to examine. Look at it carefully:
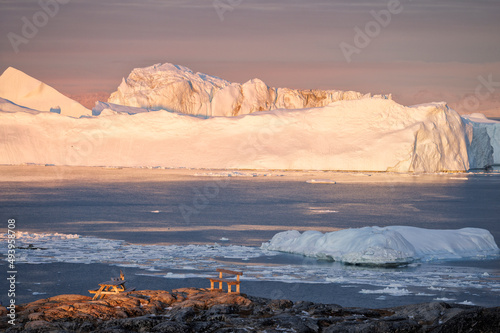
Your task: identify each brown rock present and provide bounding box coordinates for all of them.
[0,306,7,316]
[24,320,57,330]
[27,312,44,321]
[100,295,141,308]
[45,294,91,303]
[174,299,206,309]
[7,287,496,333]
[172,287,205,295]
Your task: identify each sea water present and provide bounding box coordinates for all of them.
[0,167,499,307]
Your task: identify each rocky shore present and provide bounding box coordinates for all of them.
[1,288,499,332]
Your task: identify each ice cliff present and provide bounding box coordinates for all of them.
[462,113,500,167]
[108,63,388,117]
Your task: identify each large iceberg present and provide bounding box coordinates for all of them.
[108,63,388,117]
[0,66,497,172]
[0,98,475,172]
[261,226,500,265]
[0,67,90,118]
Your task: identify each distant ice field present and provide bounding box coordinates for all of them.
[0,166,499,307]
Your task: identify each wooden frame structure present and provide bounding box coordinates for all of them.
[88,270,135,300]
[207,268,243,294]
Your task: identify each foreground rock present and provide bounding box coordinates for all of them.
[1,288,498,332]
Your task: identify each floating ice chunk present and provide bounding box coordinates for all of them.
[359,286,411,296]
[429,286,446,291]
[306,179,336,184]
[261,226,499,265]
[416,292,436,296]
[434,297,456,302]
[307,208,339,214]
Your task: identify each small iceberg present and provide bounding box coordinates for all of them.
[306,179,336,184]
[261,226,499,266]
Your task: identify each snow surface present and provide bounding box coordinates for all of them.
[261,226,500,265]
[108,63,389,117]
[0,67,90,118]
[0,98,476,172]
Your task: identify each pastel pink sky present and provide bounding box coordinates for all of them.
[1,0,499,115]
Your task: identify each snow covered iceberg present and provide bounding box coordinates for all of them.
[0,67,90,118]
[261,226,500,265]
[0,98,474,172]
[108,63,388,117]
[0,65,497,172]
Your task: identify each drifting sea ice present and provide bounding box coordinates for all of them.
[1,231,499,304]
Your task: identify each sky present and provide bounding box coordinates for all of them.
[1,0,499,115]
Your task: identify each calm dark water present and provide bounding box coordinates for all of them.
[0,168,499,308]
[1,172,499,245]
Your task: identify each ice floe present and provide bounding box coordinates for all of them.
[261,226,499,265]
